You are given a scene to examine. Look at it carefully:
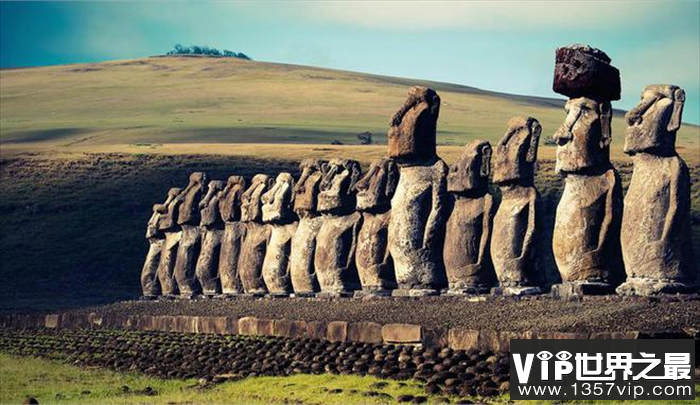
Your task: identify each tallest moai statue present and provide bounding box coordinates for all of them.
[617,85,696,295]
[551,45,625,296]
[387,86,448,296]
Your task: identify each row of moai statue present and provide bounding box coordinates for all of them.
[140,44,697,299]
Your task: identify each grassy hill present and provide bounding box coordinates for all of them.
[2,56,698,161]
[0,57,698,313]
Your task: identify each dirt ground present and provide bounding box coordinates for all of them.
[69,295,700,333]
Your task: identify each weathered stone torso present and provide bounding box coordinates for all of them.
[238,222,270,294]
[622,154,692,281]
[444,194,494,289]
[491,186,538,286]
[553,168,623,283]
[388,159,447,290]
[289,215,323,294]
[356,210,395,290]
[315,212,362,294]
[262,222,297,295]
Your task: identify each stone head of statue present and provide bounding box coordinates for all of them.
[448,140,492,194]
[199,180,225,226]
[355,158,399,212]
[262,172,295,223]
[156,187,182,231]
[492,117,541,185]
[148,187,181,237]
[240,174,273,222]
[317,158,361,213]
[553,97,612,174]
[624,85,685,157]
[218,176,247,222]
[293,158,328,215]
[176,171,208,225]
[387,86,441,164]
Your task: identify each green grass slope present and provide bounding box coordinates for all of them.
[2,56,697,157]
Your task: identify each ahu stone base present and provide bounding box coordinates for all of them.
[616,278,699,296]
[551,282,616,297]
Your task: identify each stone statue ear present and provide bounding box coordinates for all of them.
[598,102,612,148]
[347,163,362,194]
[526,121,541,164]
[480,144,492,178]
[668,88,685,133]
[385,160,400,198]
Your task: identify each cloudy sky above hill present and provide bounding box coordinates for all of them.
[1,1,699,123]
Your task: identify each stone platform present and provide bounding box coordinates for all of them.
[2,295,698,351]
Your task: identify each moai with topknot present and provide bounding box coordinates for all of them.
[173,172,208,298]
[289,159,327,296]
[444,140,496,295]
[618,85,696,295]
[551,44,625,296]
[156,187,184,297]
[140,188,180,299]
[217,176,247,296]
[354,158,400,297]
[238,174,273,295]
[490,117,543,295]
[314,159,363,297]
[387,86,448,296]
[261,173,298,296]
[195,180,225,297]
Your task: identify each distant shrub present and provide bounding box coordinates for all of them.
[166,44,252,60]
[357,131,373,145]
[331,140,344,145]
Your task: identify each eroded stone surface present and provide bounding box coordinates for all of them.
[238,174,273,295]
[195,180,225,296]
[444,140,496,293]
[290,159,327,295]
[156,187,184,297]
[315,159,363,295]
[552,97,624,290]
[218,176,247,295]
[173,173,208,297]
[618,85,696,295]
[261,173,297,295]
[388,87,448,293]
[141,187,180,297]
[355,158,399,294]
[553,44,621,101]
[491,118,542,292]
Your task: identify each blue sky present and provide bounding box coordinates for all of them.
[1,1,699,124]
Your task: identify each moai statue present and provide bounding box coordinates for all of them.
[314,159,363,297]
[354,158,400,297]
[140,188,180,299]
[289,159,327,296]
[444,140,497,295]
[217,176,247,296]
[387,86,448,296]
[194,180,225,297]
[238,174,273,295]
[173,172,208,298]
[618,85,696,295]
[261,173,298,296]
[490,118,543,295]
[156,187,184,297]
[551,44,625,296]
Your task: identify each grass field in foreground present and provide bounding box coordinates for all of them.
[1,354,698,405]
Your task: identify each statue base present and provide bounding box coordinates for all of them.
[551,281,615,297]
[157,295,178,301]
[391,289,440,297]
[491,286,542,296]
[139,295,158,301]
[268,292,291,298]
[446,285,492,295]
[291,292,317,298]
[242,292,267,298]
[218,292,244,299]
[316,291,355,298]
[616,278,699,296]
[354,289,392,298]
